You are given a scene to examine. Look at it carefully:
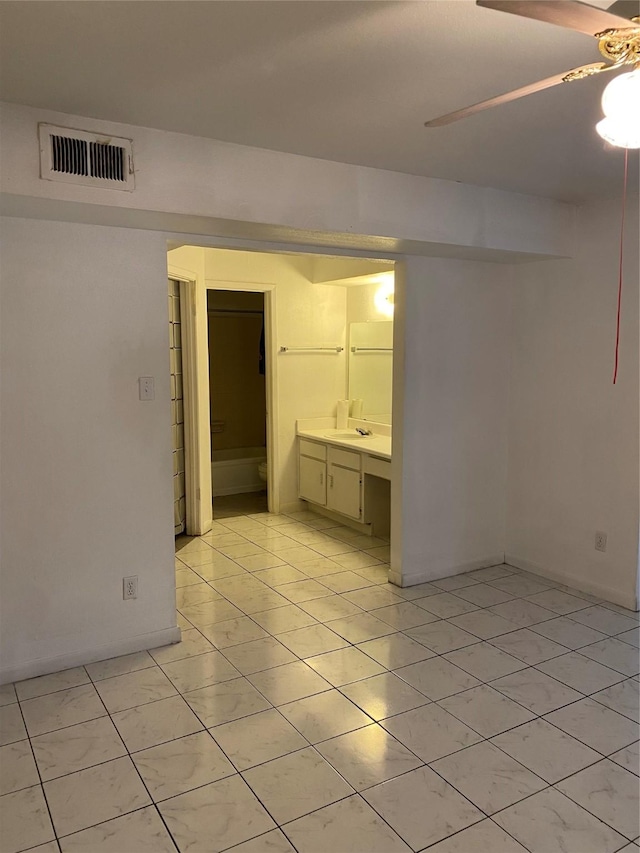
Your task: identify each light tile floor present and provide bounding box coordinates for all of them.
[1,493,639,853]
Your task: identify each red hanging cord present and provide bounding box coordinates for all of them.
[612,148,628,385]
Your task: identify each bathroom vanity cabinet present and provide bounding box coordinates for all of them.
[298,439,362,519]
[298,432,391,526]
[298,440,328,507]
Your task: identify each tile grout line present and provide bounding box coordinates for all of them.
[182,526,634,645]
[72,671,182,851]
[187,513,637,845]
[220,517,639,842]
[16,662,182,850]
[11,687,63,853]
[5,500,637,852]
[13,595,634,748]
[164,543,557,845]
[11,624,636,840]
[184,503,640,846]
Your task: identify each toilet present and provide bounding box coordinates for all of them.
[257,461,268,484]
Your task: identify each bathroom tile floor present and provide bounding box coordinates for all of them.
[1,496,639,853]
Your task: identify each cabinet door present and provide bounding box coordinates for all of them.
[327,464,361,519]
[299,455,326,506]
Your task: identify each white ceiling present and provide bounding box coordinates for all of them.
[1,0,638,202]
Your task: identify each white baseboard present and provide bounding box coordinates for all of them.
[505,554,638,611]
[397,554,506,589]
[279,500,306,515]
[0,626,182,686]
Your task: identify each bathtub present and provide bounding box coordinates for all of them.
[211,446,266,496]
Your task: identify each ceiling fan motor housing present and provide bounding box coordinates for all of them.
[596,19,640,65]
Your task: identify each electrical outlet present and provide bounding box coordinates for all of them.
[595,532,607,553]
[123,575,138,599]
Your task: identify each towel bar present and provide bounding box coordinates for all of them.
[350,346,392,353]
[279,346,343,353]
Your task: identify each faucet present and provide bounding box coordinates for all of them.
[355,427,373,436]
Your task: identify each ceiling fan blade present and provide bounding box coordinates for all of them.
[606,0,640,19]
[424,62,612,127]
[476,1,634,36]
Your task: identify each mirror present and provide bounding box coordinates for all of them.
[348,321,393,424]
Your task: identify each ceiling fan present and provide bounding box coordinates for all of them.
[425,0,640,147]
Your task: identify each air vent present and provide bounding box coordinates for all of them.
[39,124,134,191]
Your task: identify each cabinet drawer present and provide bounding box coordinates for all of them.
[327,446,361,471]
[299,438,327,461]
[363,455,391,481]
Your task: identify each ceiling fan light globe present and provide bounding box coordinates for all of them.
[596,116,640,148]
[601,68,640,119]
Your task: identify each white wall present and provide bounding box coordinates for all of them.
[0,102,574,261]
[506,197,639,609]
[312,258,393,285]
[0,217,179,682]
[346,280,393,325]
[396,257,512,584]
[3,206,635,687]
[2,102,634,684]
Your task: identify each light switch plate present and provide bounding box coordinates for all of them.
[138,376,155,401]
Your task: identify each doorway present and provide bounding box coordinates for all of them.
[207,290,268,519]
[168,245,397,537]
[169,246,400,633]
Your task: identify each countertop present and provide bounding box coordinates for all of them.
[297,428,391,461]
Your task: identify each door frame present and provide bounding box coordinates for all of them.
[206,279,279,514]
[168,264,212,536]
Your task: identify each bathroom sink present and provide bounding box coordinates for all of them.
[324,430,374,440]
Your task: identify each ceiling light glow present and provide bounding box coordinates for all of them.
[596,116,640,149]
[374,278,394,317]
[596,68,640,149]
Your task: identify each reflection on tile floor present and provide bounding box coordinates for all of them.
[1,493,639,852]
